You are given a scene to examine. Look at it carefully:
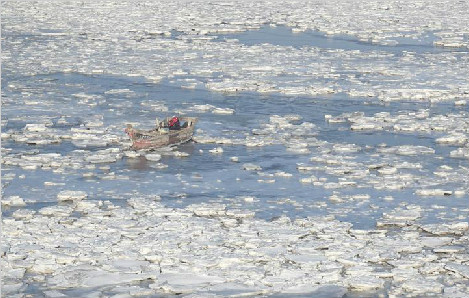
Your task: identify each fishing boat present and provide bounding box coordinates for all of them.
[125,116,197,150]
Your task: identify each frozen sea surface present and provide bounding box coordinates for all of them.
[2,0,469,297]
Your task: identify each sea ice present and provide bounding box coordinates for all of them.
[2,0,469,297]
[242,163,262,171]
[377,206,422,227]
[1,196,26,207]
[345,275,385,291]
[80,271,154,288]
[38,205,74,217]
[445,263,469,279]
[416,189,453,196]
[420,222,469,236]
[420,237,453,248]
[145,153,162,161]
[24,123,48,132]
[209,147,224,154]
[57,190,87,202]
[12,209,36,220]
[450,147,469,159]
[85,148,123,164]
[401,278,444,295]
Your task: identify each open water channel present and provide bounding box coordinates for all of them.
[2,25,468,229]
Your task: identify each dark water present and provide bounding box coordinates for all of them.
[214,25,469,54]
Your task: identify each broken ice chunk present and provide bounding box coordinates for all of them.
[81,271,154,288]
[377,166,397,175]
[155,273,225,294]
[433,245,465,254]
[57,190,87,202]
[445,263,469,279]
[209,147,224,154]
[378,145,435,156]
[346,275,385,291]
[145,153,162,161]
[2,196,26,207]
[24,123,48,132]
[415,189,452,196]
[187,203,226,217]
[212,107,234,114]
[226,209,255,219]
[283,284,346,297]
[420,222,469,236]
[39,205,74,217]
[381,206,421,222]
[242,163,262,171]
[401,279,443,295]
[436,133,467,146]
[420,237,453,248]
[85,148,122,163]
[450,147,469,159]
[12,209,36,220]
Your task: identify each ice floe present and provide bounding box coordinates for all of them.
[1,196,27,207]
[3,197,469,296]
[144,153,162,162]
[2,0,469,296]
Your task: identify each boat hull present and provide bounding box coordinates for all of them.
[127,117,197,150]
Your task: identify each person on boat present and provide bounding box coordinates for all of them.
[155,117,160,129]
[154,117,165,131]
[168,116,180,130]
[125,124,134,138]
